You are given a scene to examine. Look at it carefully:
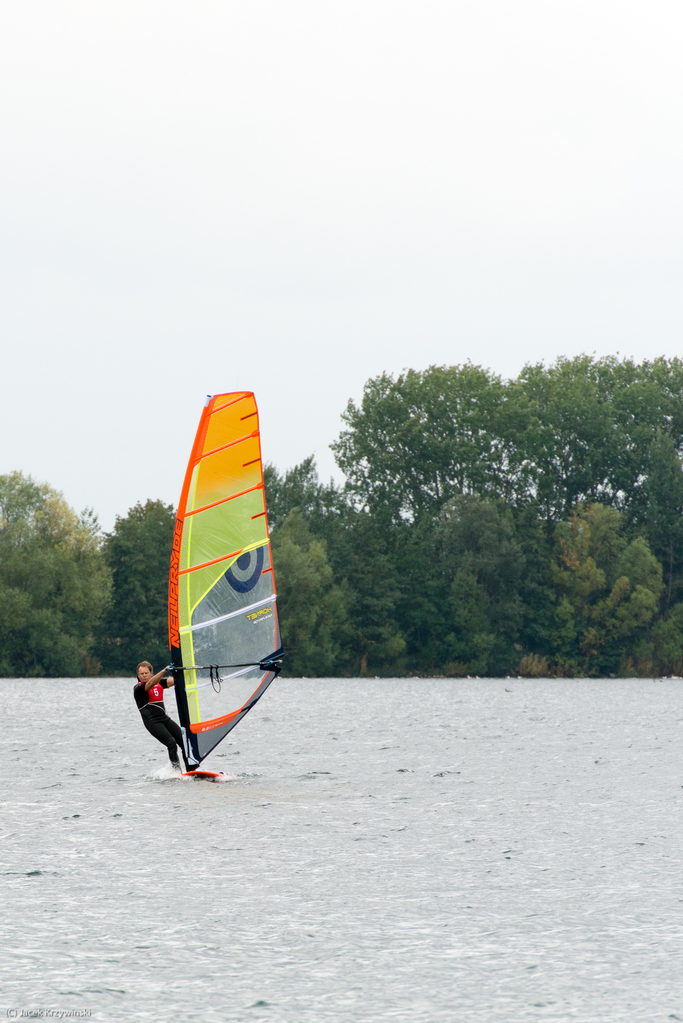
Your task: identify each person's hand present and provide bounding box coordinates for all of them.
[166,677,175,688]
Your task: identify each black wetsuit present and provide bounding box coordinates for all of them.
[134,678,183,767]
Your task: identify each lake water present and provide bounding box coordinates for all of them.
[1,677,682,1022]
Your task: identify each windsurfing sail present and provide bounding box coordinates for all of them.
[168,392,282,769]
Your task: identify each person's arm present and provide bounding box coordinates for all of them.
[144,667,173,691]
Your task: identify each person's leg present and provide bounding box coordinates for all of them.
[164,717,184,769]
[142,715,182,768]
[165,716,183,750]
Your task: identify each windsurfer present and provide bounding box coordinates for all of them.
[134,661,184,771]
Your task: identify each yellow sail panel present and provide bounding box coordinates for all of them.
[190,435,263,512]
[180,491,268,574]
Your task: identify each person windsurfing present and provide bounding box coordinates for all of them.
[134,661,185,772]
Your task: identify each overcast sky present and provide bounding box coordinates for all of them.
[1,1,682,529]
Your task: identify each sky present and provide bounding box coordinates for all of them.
[1,0,682,530]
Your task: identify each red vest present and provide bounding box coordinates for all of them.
[148,682,165,704]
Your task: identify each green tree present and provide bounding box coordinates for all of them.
[508,356,625,519]
[269,357,683,677]
[508,355,683,519]
[265,457,407,675]
[610,357,683,501]
[270,510,350,676]
[95,500,176,674]
[332,355,683,525]
[0,471,111,676]
[637,431,683,607]
[325,508,407,675]
[331,365,511,520]
[551,504,663,675]
[263,456,343,533]
[384,516,444,675]
[511,503,557,663]
[650,603,683,675]
[435,495,525,675]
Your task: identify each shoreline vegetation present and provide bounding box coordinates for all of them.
[3,355,683,679]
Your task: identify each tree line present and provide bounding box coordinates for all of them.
[2,354,683,678]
